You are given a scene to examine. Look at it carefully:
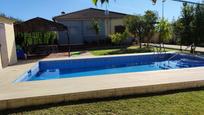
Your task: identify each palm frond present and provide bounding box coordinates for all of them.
[92,0,109,6]
[92,0,98,5]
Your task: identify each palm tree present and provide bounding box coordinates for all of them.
[91,19,100,45]
[156,19,172,51]
[92,0,109,5]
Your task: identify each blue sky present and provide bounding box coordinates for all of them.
[0,0,199,21]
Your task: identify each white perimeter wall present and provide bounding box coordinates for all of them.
[0,22,17,69]
[4,23,17,65]
[0,23,8,69]
[0,44,2,70]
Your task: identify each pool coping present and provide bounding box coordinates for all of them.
[1,52,204,110]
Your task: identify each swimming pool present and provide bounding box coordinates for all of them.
[15,53,204,82]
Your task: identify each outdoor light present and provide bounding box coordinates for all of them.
[153,0,204,5]
[162,0,166,19]
[172,0,204,5]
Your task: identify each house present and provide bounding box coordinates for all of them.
[53,8,128,45]
[0,16,17,69]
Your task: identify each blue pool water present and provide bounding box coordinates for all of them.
[15,53,204,82]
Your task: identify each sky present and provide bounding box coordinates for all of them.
[0,0,201,21]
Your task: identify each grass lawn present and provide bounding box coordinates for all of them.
[4,88,204,115]
[90,45,179,56]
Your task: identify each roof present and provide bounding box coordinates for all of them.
[0,16,14,24]
[14,17,67,33]
[53,8,128,21]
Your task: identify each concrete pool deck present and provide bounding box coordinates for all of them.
[1,53,204,110]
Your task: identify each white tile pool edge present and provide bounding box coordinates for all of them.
[39,52,204,62]
[14,63,40,83]
[42,52,174,61]
[14,52,204,83]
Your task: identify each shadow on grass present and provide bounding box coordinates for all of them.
[2,87,204,114]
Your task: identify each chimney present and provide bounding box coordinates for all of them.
[61,11,66,15]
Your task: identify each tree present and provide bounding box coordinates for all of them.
[180,3,195,46]
[172,2,204,49]
[156,19,172,49]
[91,19,100,44]
[171,2,204,53]
[193,4,204,46]
[0,13,23,23]
[172,18,184,47]
[125,15,146,48]
[144,10,158,47]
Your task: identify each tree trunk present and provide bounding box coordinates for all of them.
[97,34,100,46]
[180,44,182,51]
[146,32,152,48]
[139,37,142,48]
[147,36,150,48]
[159,43,162,51]
[190,43,195,54]
[163,43,165,52]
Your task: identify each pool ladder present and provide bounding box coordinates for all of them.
[167,44,195,65]
[167,44,195,61]
[153,43,166,58]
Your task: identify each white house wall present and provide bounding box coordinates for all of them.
[110,19,124,34]
[105,18,125,36]
[57,20,106,45]
[58,20,83,45]
[82,20,106,43]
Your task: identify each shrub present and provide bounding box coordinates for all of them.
[110,31,129,45]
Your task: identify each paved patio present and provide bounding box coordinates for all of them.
[1,53,204,110]
[150,43,204,53]
[46,51,94,58]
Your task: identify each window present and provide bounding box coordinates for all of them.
[115,25,125,33]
